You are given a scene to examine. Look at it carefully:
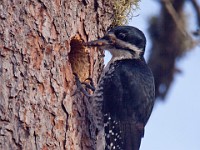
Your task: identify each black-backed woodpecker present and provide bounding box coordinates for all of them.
[85,26,155,150]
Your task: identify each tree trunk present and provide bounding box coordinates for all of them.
[0,0,112,149]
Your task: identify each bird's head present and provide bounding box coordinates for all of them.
[85,26,146,59]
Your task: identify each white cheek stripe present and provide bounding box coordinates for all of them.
[108,33,143,57]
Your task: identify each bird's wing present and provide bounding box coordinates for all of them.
[103,60,155,150]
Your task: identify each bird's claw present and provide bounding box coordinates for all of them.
[82,77,95,91]
[72,73,93,97]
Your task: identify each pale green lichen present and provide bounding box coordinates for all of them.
[112,0,140,26]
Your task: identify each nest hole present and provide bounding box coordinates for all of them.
[69,35,90,81]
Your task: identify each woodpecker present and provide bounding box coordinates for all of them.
[85,26,155,150]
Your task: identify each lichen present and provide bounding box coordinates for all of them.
[112,0,140,26]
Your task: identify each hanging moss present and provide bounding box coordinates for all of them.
[112,0,140,26]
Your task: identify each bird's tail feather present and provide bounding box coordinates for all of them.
[104,116,144,150]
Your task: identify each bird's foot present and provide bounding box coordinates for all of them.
[72,73,98,133]
[72,73,93,98]
[82,77,96,91]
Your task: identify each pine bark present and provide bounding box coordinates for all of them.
[0,0,112,149]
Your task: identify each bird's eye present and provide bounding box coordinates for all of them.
[118,33,126,40]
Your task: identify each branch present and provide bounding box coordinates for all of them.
[191,0,200,27]
[162,0,191,38]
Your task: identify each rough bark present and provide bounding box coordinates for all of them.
[0,0,113,149]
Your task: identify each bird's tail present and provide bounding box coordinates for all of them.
[104,116,144,150]
[121,122,144,150]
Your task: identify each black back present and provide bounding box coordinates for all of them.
[103,59,155,150]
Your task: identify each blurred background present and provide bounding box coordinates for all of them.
[105,0,200,149]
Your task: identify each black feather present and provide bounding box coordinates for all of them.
[102,58,155,150]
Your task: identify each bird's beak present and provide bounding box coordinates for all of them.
[84,38,110,47]
[84,33,116,47]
